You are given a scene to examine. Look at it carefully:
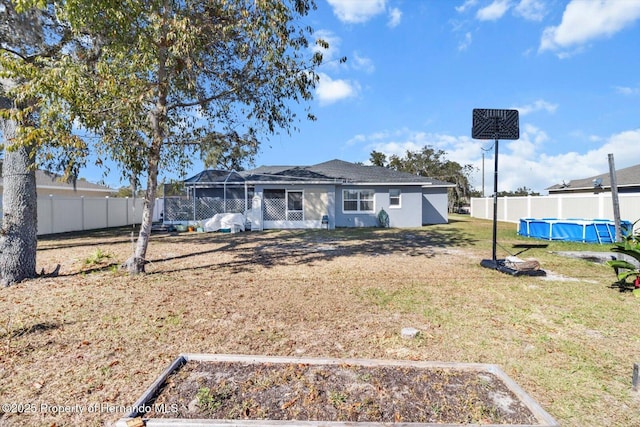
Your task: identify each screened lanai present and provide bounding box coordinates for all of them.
[163,170,254,223]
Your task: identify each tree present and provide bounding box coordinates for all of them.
[497,187,540,197]
[17,0,328,274]
[373,146,475,212]
[0,1,81,286]
[0,103,38,286]
[369,150,387,167]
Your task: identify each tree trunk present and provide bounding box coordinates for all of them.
[0,119,38,286]
[123,9,169,275]
[123,142,161,275]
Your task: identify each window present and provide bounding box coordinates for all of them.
[263,189,304,221]
[287,191,303,220]
[343,189,374,212]
[389,189,401,208]
[287,191,303,211]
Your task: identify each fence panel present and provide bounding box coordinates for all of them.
[36,198,53,235]
[83,197,106,230]
[558,195,596,219]
[51,197,84,234]
[107,198,128,227]
[620,194,640,222]
[529,197,559,219]
[471,193,640,225]
[498,197,528,222]
[0,195,148,235]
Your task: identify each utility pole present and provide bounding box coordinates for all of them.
[608,153,622,242]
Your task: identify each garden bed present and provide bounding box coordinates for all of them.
[117,354,558,426]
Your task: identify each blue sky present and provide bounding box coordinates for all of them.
[86,0,640,195]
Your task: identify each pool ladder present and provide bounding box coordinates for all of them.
[594,222,614,244]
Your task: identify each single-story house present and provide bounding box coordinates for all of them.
[165,159,455,230]
[547,163,640,195]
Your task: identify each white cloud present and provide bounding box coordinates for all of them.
[456,0,478,14]
[476,128,640,194]
[368,140,425,157]
[514,0,546,21]
[347,125,640,194]
[523,123,548,144]
[346,134,367,146]
[540,0,640,54]
[458,32,472,51]
[315,73,360,105]
[354,128,481,168]
[387,7,402,28]
[615,85,640,96]
[476,0,510,21]
[514,99,558,116]
[352,52,375,73]
[326,0,387,24]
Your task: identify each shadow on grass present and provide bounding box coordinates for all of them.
[608,281,638,293]
[1,321,67,340]
[147,226,479,275]
[37,225,175,251]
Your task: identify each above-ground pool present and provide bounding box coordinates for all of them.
[518,218,632,244]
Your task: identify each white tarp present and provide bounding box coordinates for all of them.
[203,213,246,232]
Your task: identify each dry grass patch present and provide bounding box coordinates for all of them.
[0,216,638,426]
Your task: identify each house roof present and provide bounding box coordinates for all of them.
[308,159,453,185]
[0,168,113,193]
[183,169,245,184]
[184,159,455,187]
[36,170,113,193]
[547,163,640,192]
[244,166,334,183]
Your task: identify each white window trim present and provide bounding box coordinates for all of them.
[389,188,401,209]
[286,189,304,221]
[342,189,375,213]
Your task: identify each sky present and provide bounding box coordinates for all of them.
[83,0,640,195]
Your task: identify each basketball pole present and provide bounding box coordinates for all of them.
[491,136,499,262]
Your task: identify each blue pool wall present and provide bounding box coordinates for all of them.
[518,218,632,244]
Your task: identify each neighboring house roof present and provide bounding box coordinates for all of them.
[184,159,455,187]
[547,163,640,193]
[0,168,113,194]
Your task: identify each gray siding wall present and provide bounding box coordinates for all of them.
[422,187,449,224]
[335,185,423,228]
[207,183,448,228]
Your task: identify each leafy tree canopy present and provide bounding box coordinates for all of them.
[0,0,88,180]
[6,0,329,273]
[497,187,540,197]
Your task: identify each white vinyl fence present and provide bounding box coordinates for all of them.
[471,193,640,226]
[0,195,146,235]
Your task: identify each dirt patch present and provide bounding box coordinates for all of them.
[552,251,615,264]
[145,360,538,424]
